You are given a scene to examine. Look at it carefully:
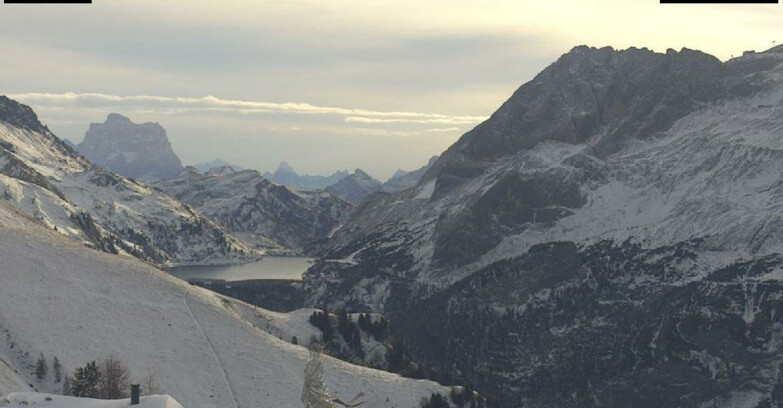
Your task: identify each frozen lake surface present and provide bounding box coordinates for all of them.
[166,256,313,281]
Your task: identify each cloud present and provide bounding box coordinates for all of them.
[9,92,486,126]
[344,117,479,125]
[426,127,461,133]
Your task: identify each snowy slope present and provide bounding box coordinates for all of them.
[1,393,183,408]
[0,355,29,397]
[0,97,258,266]
[0,201,445,408]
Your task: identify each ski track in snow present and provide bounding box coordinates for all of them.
[182,286,239,408]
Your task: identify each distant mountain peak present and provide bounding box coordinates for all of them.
[77,113,183,182]
[277,161,296,174]
[353,168,372,178]
[326,169,382,204]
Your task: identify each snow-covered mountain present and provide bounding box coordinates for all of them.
[193,159,244,174]
[325,169,382,205]
[264,162,349,191]
[0,200,447,408]
[155,167,355,250]
[0,97,257,265]
[381,156,438,194]
[77,114,183,182]
[303,45,783,407]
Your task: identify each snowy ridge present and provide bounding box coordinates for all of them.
[0,200,446,407]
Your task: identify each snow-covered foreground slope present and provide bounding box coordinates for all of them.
[0,201,445,408]
[0,97,257,266]
[2,393,183,408]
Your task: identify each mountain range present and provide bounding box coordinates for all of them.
[301,45,783,407]
[265,159,437,205]
[155,166,355,250]
[264,162,350,191]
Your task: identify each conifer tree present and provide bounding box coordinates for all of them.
[35,353,48,380]
[53,356,62,383]
[70,361,100,398]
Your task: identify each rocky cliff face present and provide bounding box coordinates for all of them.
[0,98,257,265]
[78,113,183,182]
[156,168,355,250]
[302,45,783,407]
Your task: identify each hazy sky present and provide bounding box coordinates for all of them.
[2,0,781,179]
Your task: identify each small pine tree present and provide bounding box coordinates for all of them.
[53,356,62,383]
[35,353,48,381]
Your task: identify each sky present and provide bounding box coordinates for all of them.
[1,0,781,179]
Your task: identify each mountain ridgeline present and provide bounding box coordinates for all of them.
[302,45,783,407]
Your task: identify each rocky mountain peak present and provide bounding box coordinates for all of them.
[443,46,730,164]
[352,168,372,179]
[77,113,183,182]
[277,161,296,173]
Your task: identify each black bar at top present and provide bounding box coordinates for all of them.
[661,0,777,3]
[4,0,91,3]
